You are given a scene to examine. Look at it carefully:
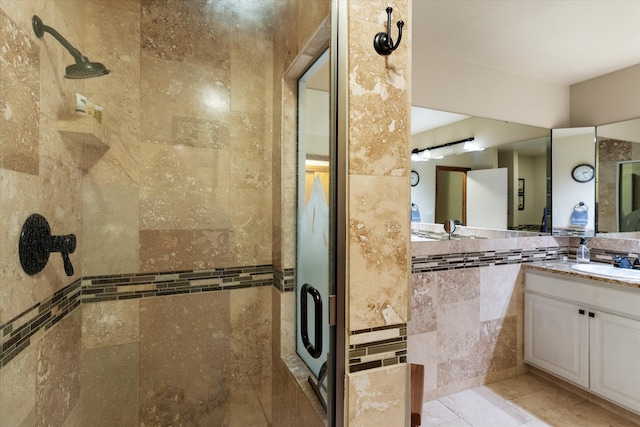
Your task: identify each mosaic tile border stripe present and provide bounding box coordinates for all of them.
[82,264,274,303]
[349,324,407,373]
[0,265,275,367]
[411,246,569,273]
[1,279,81,367]
[589,248,640,263]
[274,267,295,292]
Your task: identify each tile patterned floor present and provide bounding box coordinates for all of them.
[421,374,639,427]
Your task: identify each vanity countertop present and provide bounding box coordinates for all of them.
[524,261,640,290]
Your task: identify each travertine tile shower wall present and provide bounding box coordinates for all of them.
[0,0,278,425]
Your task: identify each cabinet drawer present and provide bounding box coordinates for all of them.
[525,271,640,320]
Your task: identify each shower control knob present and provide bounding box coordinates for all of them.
[19,214,77,277]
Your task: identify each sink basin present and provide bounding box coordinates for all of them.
[571,263,640,280]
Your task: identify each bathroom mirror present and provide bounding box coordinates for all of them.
[550,126,596,236]
[411,108,550,234]
[595,117,640,236]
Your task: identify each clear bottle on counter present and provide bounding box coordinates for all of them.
[576,237,590,263]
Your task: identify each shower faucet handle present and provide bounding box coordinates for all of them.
[50,234,77,276]
[19,214,77,277]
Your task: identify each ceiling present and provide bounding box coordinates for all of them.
[411,0,640,134]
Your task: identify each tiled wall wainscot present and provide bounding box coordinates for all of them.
[408,245,567,403]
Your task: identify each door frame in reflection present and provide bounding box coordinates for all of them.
[435,166,470,225]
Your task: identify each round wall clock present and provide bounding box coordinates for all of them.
[411,170,420,186]
[571,164,595,182]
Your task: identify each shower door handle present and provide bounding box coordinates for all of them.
[301,283,323,359]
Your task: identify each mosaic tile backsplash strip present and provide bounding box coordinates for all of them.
[0,265,272,368]
[412,246,568,273]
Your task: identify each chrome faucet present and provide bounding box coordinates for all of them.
[614,256,639,269]
[443,219,456,240]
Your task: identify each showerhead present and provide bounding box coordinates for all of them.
[32,15,110,79]
[65,61,110,79]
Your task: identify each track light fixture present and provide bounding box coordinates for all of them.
[411,137,479,162]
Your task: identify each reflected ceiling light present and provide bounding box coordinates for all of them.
[306,159,329,168]
[411,137,475,162]
[463,139,485,152]
[411,149,422,162]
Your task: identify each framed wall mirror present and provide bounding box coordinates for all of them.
[596,117,640,236]
[411,107,551,234]
[550,127,596,236]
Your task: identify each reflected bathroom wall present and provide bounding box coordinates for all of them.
[411,111,550,232]
[551,127,596,235]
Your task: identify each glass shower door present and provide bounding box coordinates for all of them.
[296,49,331,409]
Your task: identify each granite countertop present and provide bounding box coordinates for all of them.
[524,261,640,290]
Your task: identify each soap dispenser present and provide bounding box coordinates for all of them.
[576,238,590,263]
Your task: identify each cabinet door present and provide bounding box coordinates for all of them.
[590,310,640,413]
[525,292,589,387]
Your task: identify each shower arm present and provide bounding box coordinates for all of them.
[32,16,88,64]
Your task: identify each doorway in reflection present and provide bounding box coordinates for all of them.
[435,166,469,225]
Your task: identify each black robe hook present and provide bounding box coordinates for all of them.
[373,7,404,56]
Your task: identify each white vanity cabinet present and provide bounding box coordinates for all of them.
[524,292,589,387]
[590,309,640,412]
[524,270,640,414]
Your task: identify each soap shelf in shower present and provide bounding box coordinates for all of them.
[58,116,107,148]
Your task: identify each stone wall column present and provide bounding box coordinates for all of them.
[343,1,411,425]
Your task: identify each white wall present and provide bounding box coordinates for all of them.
[412,116,550,151]
[412,48,571,128]
[413,42,639,131]
[306,89,329,156]
[598,117,640,143]
[570,64,640,127]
